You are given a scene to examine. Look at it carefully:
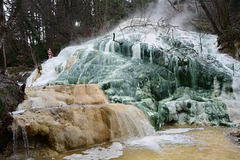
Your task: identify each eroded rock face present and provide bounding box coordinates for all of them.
[18,84,109,110]
[12,84,154,156]
[0,74,25,153]
[229,130,240,145]
[14,104,153,153]
[157,87,233,126]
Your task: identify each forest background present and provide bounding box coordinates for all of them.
[0,0,240,75]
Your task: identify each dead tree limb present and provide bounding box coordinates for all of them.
[167,0,179,12]
[112,33,122,45]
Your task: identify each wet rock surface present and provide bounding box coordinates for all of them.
[8,84,154,159]
[36,20,238,129]
[229,130,240,145]
[14,104,149,152]
[0,74,25,153]
[157,87,233,127]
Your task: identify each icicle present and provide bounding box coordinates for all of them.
[105,40,112,52]
[149,45,153,63]
[132,44,141,59]
[233,77,240,100]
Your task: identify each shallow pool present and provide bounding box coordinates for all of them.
[36,126,240,160]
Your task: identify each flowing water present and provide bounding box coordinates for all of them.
[21,126,30,157]
[33,126,240,160]
[110,104,155,141]
[11,119,18,156]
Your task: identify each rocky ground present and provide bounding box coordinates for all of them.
[0,74,25,154]
[228,129,240,145]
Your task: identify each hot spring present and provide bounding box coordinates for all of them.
[8,18,240,159]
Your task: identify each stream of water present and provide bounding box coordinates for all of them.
[33,125,240,160]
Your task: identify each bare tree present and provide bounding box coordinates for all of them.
[0,0,22,75]
[0,0,6,74]
[198,0,222,35]
[200,0,240,59]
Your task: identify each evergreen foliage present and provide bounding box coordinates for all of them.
[0,0,239,72]
[0,0,157,70]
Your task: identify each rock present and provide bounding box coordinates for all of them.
[158,87,231,126]
[65,55,77,70]
[26,22,238,129]
[228,130,240,145]
[18,84,109,110]
[141,98,157,111]
[13,104,153,153]
[0,74,25,153]
[11,84,154,157]
[7,147,58,160]
[229,130,240,137]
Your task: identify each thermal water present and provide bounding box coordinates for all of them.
[35,126,240,160]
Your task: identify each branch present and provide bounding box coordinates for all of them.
[5,0,22,32]
[112,33,122,45]
[167,0,179,12]
[198,0,222,35]
[120,23,156,31]
[30,0,70,41]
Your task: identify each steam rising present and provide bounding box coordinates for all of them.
[136,0,198,30]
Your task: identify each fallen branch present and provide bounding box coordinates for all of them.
[120,23,157,31]
[112,33,123,45]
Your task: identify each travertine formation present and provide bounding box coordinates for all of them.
[13,84,153,155]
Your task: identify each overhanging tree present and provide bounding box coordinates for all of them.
[198,0,240,59]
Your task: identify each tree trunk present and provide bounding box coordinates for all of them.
[2,39,6,75]
[222,0,230,29]
[198,0,222,35]
[29,44,38,69]
[0,0,6,75]
[176,0,180,10]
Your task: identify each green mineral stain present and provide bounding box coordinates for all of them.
[51,31,235,130]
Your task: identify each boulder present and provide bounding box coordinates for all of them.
[0,74,25,153]
[14,103,152,153]
[11,84,154,158]
[228,130,240,145]
[18,84,109,111]
[157,87,232,126]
